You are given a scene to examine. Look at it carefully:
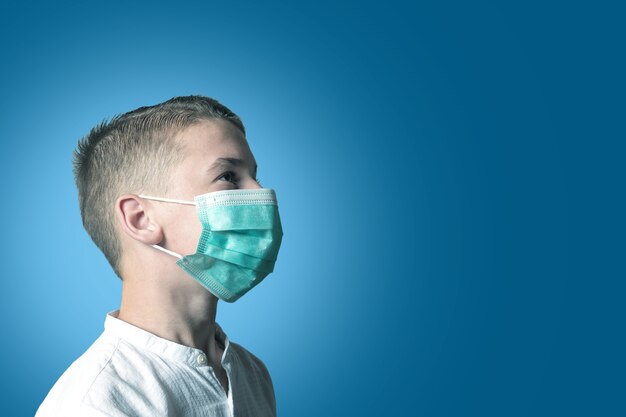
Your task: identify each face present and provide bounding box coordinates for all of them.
[153,118,262,257]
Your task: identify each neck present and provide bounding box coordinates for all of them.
[117,272,223,365]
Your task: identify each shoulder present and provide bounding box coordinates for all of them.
[36,332,175,417]
[35,332,122,417]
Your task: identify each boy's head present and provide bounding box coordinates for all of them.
[73,95,255,279]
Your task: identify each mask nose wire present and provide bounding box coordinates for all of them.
[137,194,197,259]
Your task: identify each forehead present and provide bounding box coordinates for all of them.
[175,119,256,168]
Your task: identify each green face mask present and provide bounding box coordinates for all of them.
[138,188,284,302]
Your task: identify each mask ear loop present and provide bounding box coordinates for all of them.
[137,195,197,206]
[151,244,183,260]
[137,194,197,259]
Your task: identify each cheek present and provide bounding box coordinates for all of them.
[166,210,203,254]
[181,215,204,254]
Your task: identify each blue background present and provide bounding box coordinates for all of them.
[1,1,623,416]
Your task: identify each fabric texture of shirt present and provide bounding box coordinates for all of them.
[35,310,276,417]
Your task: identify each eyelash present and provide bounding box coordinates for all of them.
[218,171,262,186]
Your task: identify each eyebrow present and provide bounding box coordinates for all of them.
[208,157,258,176]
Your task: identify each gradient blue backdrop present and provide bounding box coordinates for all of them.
[1,1,623,416]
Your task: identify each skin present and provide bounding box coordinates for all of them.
[114,118,262,395]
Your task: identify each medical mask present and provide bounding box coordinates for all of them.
[138,188,284,302]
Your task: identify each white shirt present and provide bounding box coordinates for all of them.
[35,310,276,417]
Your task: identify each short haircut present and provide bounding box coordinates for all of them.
[73,95,245,278]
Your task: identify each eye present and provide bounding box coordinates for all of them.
[217,171,240,184]
[217,171,263,187]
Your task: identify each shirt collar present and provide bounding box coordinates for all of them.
[104,309,232,368]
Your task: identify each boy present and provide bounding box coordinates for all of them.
[35,95,284,417]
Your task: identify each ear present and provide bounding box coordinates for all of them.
[115,194,163,245]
